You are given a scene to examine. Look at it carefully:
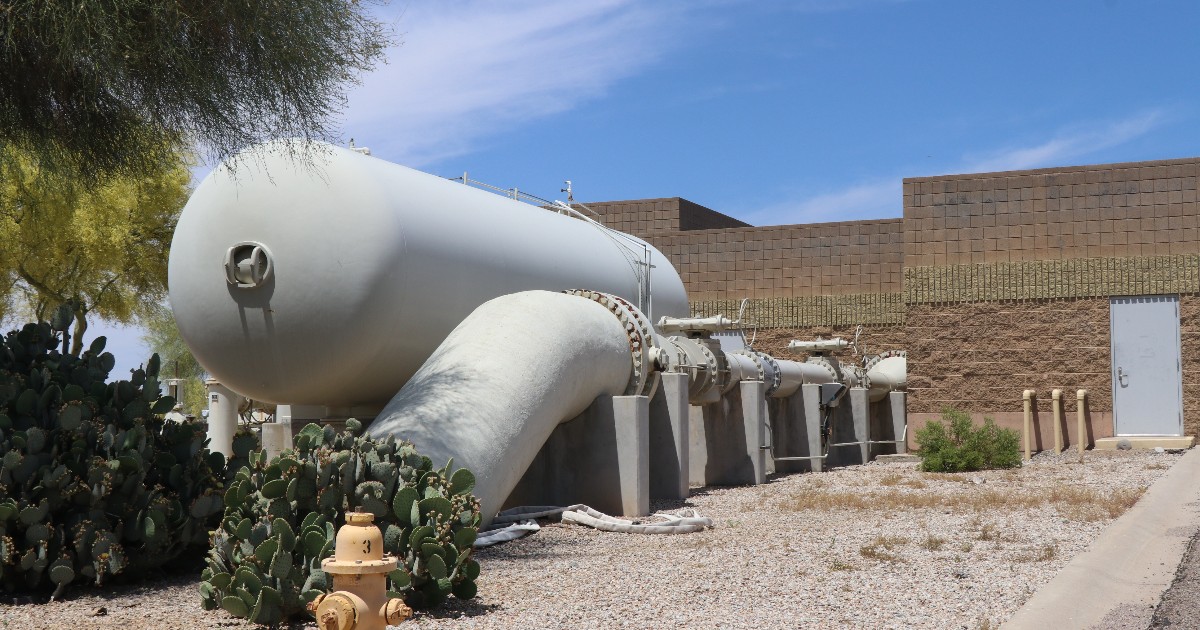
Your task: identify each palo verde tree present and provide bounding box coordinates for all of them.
[0,1,390,182]
[0,143,191,356]
[141,303,208,416]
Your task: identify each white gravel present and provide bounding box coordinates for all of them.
[0,449,1182,630]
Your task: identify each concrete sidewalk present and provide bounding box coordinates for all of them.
[1002,447,1200,630]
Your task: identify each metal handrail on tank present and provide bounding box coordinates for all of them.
[444,172,656,318]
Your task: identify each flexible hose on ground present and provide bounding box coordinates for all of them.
[474,504,714,548]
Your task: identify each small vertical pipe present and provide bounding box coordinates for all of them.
[1052,389,1063,453]
[1023,389,1035,461]
[1077,389,1089,454]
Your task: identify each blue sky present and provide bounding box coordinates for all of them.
[95,0,1200,377]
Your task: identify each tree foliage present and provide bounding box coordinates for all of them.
[141,304,208,415]
[0,144,191,355]
[0,0,389,181]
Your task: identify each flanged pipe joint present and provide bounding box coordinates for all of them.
[308,512,412,629]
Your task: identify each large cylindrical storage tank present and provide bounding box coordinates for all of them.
[169,141,689,407]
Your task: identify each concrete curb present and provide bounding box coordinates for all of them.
[1002,448,1200,630]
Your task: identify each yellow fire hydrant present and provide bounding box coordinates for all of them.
[308,512,412,629]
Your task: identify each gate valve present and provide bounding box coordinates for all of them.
[307,512,412,629]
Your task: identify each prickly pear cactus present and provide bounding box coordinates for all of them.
[0,321,225,597]
[202,420,481,623]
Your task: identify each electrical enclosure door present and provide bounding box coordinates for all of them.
[1110,296,1183,436]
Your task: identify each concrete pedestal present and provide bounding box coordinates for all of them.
[261,423,293,459]
[769,382,826,473]
[890,391,908,454]
[825,387,870,467]
[688,381,768,487]
[649,373,690,501]
[503,394,650,517]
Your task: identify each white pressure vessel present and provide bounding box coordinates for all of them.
[169,141,689,407]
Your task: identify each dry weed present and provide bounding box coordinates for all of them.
[921,534,947,551]
[859,535,908,562]
[1056,487,1144,522]
[781,484,1146,524]
[879,473,904,486]
[1015,543,1058,562]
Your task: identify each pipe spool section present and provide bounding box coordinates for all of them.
[171,140,910,525]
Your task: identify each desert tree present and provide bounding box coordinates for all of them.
[0,0,390,181]
[0,142,191,355]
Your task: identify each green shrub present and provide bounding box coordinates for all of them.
[0,321,225,597]
[201,420,482,624]
[916,408,1022,473]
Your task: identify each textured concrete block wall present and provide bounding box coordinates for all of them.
[905,299,1112,415]
[582,197,749,237]
[904,158,1200,267]
[645,218,905,302]
[1180,296,1200,436]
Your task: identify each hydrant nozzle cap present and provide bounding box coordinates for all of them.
[346,512,374,525]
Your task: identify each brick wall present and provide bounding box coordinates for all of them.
[582,197,748,236]
[645,219,904,302]
[905,299,1112,415]
[1181,296,1200,436]
[904,158,1200,267]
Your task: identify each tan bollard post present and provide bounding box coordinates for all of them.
[1052,389,1063,454]
[1023,389,1035,461]
[1076,389,1088,455]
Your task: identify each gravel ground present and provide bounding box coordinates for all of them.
[0,449,1183,630]
[1149,526,1200,628]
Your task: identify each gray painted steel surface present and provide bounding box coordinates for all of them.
[366,291,635,522]
[1110,295,1183,436]
[169,141,689,406]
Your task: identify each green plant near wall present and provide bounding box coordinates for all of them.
[916,408,1022,473]
[201,420,482,625]
[0,319,225,597]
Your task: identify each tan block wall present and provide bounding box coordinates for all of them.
[645,218,905,301]
[583,197,748,236]
[679,199,752,231]
[1181,296,1200,436]
[905,299,1113,415]
[904,158,1200,268]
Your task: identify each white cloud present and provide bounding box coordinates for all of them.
[742,178,900,225]
[960,109,1166,174]
[345,0,689,166]
[746,109,1167,226]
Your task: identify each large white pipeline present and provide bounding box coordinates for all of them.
[366,291,636,522]
[168,141,688,407]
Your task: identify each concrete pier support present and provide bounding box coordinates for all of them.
[769,383,825,474]
[741,380,769,485]
[649,373,690,501]
[851,387,870,464]
[889,391,908,454]
[503,394,650,517]
[688,381,768,487]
